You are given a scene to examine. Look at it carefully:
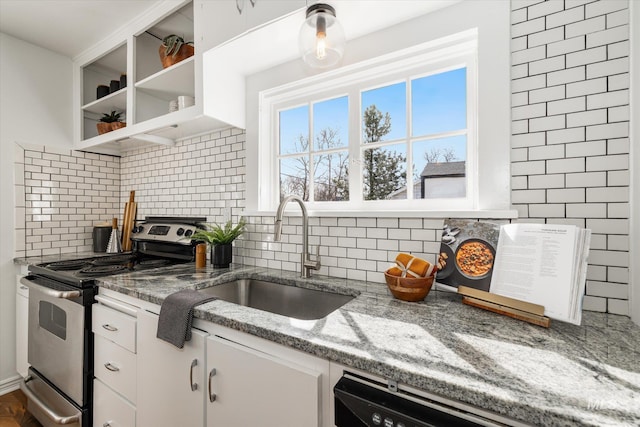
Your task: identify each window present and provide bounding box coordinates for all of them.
[259,30,491,213]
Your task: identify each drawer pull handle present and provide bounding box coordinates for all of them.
[104,362,120,372]
[190,359,198,391]
[102,324,118,332]
[208,368,217,402]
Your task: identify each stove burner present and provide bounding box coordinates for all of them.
[134,259,171,270]
[46,260,92,271]
[77,265,129,277]
[92,254,136,266]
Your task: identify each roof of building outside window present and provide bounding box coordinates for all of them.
[421,161,466,177]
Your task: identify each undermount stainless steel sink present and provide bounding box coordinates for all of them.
[199,279,354,320]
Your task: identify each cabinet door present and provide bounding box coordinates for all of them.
[137,310,208,427]
[246,0,306,30]
[200,0,246,47]
[206,335,321,427]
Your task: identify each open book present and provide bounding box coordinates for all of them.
[437,220,591,325]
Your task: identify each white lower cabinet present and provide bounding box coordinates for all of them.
[93,379,136,427]
[92,296,139,427]
[136,310,208,427]
[95,291,331,427]
[205,332,326,427]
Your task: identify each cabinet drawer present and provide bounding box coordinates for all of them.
[94,336,137,403]
[93,379,136,427]
[93,303,137,352]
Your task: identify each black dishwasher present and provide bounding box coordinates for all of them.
[334,373,508,427]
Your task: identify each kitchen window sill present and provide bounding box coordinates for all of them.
[240,209,518,219]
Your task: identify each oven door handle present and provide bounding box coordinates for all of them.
[20,277,81,299]
[21,376,81,425]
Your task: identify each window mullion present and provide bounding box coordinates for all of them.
[406,76,413,200]
[308,101,314,202]
[349,87,362,204]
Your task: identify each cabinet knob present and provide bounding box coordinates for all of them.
[208,368,217,402]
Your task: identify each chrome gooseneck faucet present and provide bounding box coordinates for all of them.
[274,195,321,278]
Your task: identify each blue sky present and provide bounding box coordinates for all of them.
[280,67,467,164]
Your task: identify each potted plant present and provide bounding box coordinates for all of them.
[97,111,125,134]
[190,218,246,268]
[159,35,194,69]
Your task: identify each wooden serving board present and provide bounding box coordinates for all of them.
[121,191,136,251]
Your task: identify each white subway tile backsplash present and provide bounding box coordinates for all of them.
[546,5,585,28]
[565,171,607,188]
[565,140,606,157]
[585,0,627,18]
[586,57,629,79]
[528,85,565,103]
[547,36,586,57]
[528,0,564,19]
[585,122,628,140]
[566,109,607,127]
[547,66,586,86]
[528,26,564,47]
[566,203,607,218]
[566,46,607,67]
[566,77,607,97]
[586,186,629,203]
[607,40,630,59]
[606,8,629,28]
[528,55,565,74]
[547,96,586,115]
[512,103,547,120]
[529,114,566,132]
[512,74,546,92]
[607,299,629,316]
[528,173,565,189]
[547,188,585,203]
[547,157,585,174]
[512,16,545,37]
[528,144,565,160]
[566,15,606,38]
[586,25,629,48]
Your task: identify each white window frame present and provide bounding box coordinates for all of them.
[259,31,478,214]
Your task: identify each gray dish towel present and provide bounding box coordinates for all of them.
[157,289,217,348]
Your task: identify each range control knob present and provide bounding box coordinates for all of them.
[184,229,193,237]
[136,225,144,233]
[372,413,382,425]
[176,227,185,236]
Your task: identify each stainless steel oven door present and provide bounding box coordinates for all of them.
[23,276,86,407]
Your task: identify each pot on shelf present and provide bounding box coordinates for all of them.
[159,43,194,69]
[96,122,112,135]
[211,243,232,269]
[110,122,126,131]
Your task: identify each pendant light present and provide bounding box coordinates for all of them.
[299,3,345,69]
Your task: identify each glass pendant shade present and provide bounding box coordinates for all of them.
[299,4,345,69]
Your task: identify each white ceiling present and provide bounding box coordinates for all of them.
[0,0,163,58]
[0,0,460,60]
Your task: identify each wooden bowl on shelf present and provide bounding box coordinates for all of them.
[384,271,435,302]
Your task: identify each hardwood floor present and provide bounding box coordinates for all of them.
[0,389,42,427]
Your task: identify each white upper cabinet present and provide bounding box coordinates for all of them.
[201,0,304,47]
[73,0,306,156]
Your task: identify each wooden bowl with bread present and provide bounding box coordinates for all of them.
[384,271,435,302]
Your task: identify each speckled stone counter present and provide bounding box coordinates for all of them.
[16,257,640,426]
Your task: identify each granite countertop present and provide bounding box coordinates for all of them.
[16,257,640,426]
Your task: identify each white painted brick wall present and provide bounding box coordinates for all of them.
[510,0,630,314]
